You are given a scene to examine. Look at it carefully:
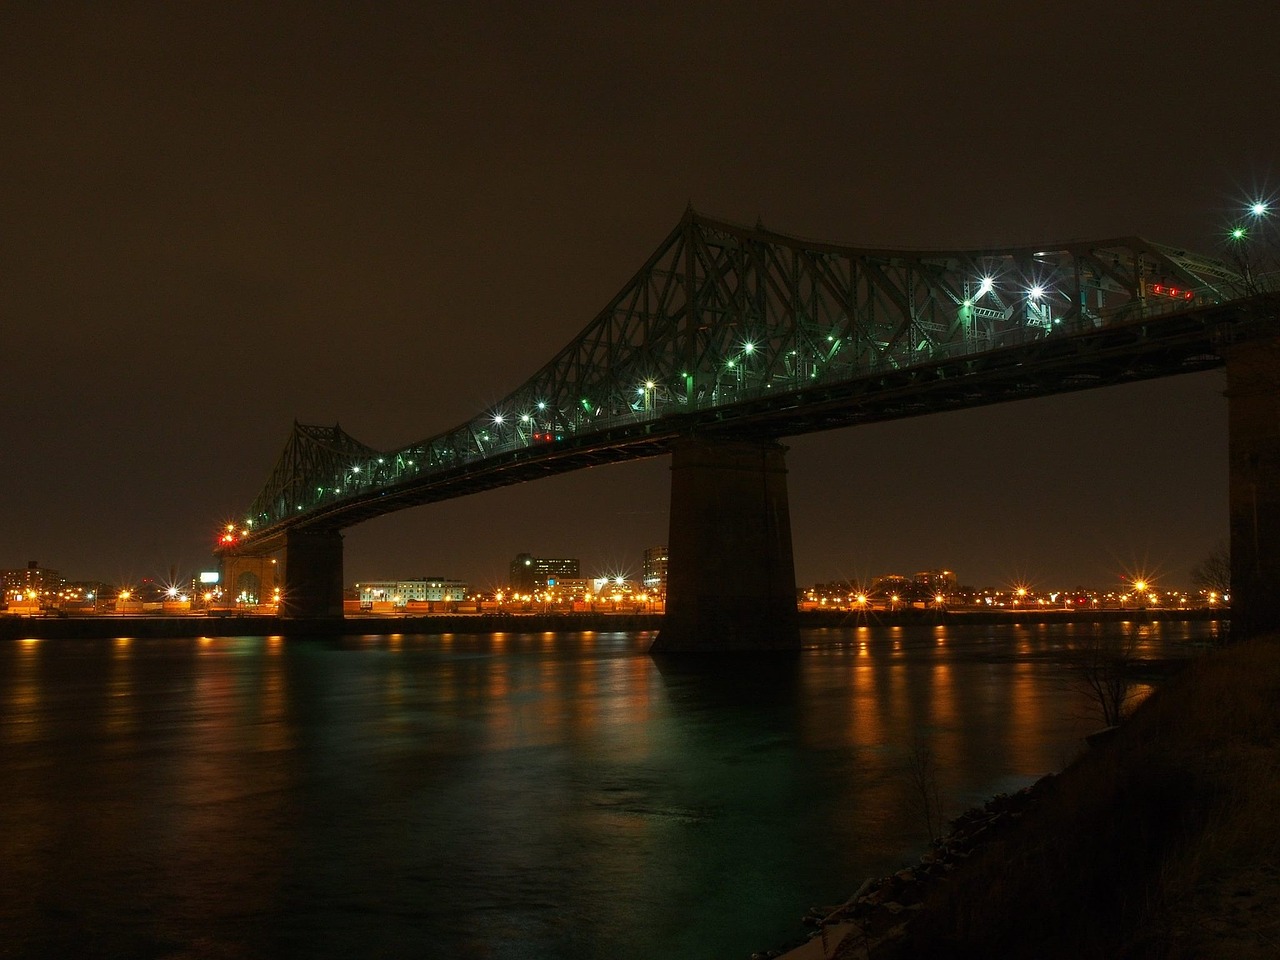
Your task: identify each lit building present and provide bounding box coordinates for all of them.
[642,545,668,595]
[509,553,579,592]
[543,578,590,600]
[2,561,62,605]
[914,569,958,595]
[355,578,468,605]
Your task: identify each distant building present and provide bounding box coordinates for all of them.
[869,574,917,601]
[914,570,958,596]
[545,578,590,600]
[642,545,668,595]
[355,578,468,605]
[2,561,62,605]
[509,553,579,593]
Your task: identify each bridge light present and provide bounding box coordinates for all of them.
[351,466,360,473]
[1231,226,1247,240]
[645,380,655,389]
[492,413,504,426]
[742,341,755,354]
[1029,285,1045,300]
[1250,201,1269,217]
[537,401,547,410]
[521,413,530,422]
[977,277,994,297]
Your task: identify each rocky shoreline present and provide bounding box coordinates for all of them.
[755,636,1280,959]
[753,778,1055,959]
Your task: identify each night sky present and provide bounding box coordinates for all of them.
[5,2,1278,593]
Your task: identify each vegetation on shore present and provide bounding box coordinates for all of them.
[870,634,1280,959]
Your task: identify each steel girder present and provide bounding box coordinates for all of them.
[231,210,1269,550]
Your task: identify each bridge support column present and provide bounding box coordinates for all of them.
[651,438,800,653]
[1227,335,1280,639]
[282,529,345,620]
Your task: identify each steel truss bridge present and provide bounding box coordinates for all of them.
[226,208,1270,555]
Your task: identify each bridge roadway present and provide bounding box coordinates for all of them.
[217,210,1280,648]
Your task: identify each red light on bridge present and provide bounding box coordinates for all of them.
[1149,283,1194,301]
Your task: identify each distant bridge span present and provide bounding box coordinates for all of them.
[219,209,1280,647]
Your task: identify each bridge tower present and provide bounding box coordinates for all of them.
[1226,333,1280,639]
[651,438,800,653]
[279,528,345,619]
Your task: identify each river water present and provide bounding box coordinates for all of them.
[0,620,1221,960]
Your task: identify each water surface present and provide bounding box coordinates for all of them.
[0,621,1219,959]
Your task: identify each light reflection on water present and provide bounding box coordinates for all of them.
[0,621,1219,960]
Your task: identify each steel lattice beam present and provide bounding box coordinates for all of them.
[224,209,1277,555]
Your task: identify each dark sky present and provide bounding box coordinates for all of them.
[4,2,1278,593]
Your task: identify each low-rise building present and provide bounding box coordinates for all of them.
[355,578,468,606]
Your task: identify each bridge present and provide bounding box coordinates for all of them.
[218,207,1280,649]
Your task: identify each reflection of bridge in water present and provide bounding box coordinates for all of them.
[218,208,1280,649]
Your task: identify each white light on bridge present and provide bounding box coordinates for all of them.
[1029,285,1045,300]
[1251,201,1269,217]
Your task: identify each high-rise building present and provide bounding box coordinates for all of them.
[509,553,579,592]
[642,545,668,595]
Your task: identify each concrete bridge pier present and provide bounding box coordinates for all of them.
[281,528,345,619]
[1227,335,1280,639]
[651,438,800,653]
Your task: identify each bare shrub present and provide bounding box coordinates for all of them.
[905,735,944,842]
[1075,623,1141,727]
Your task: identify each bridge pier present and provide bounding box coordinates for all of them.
[281,528,345,619]
[651,438,800,653]
[1227,335,1280,639]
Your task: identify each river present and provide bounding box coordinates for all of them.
[0,620,1222,959]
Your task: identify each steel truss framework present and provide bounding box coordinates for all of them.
[230,209,1274,552]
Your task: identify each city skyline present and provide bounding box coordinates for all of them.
[4,3,1274,594]
[2,531,1222,599]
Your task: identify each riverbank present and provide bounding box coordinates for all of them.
[0,605,1224,641]
[779,634,1280,959]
